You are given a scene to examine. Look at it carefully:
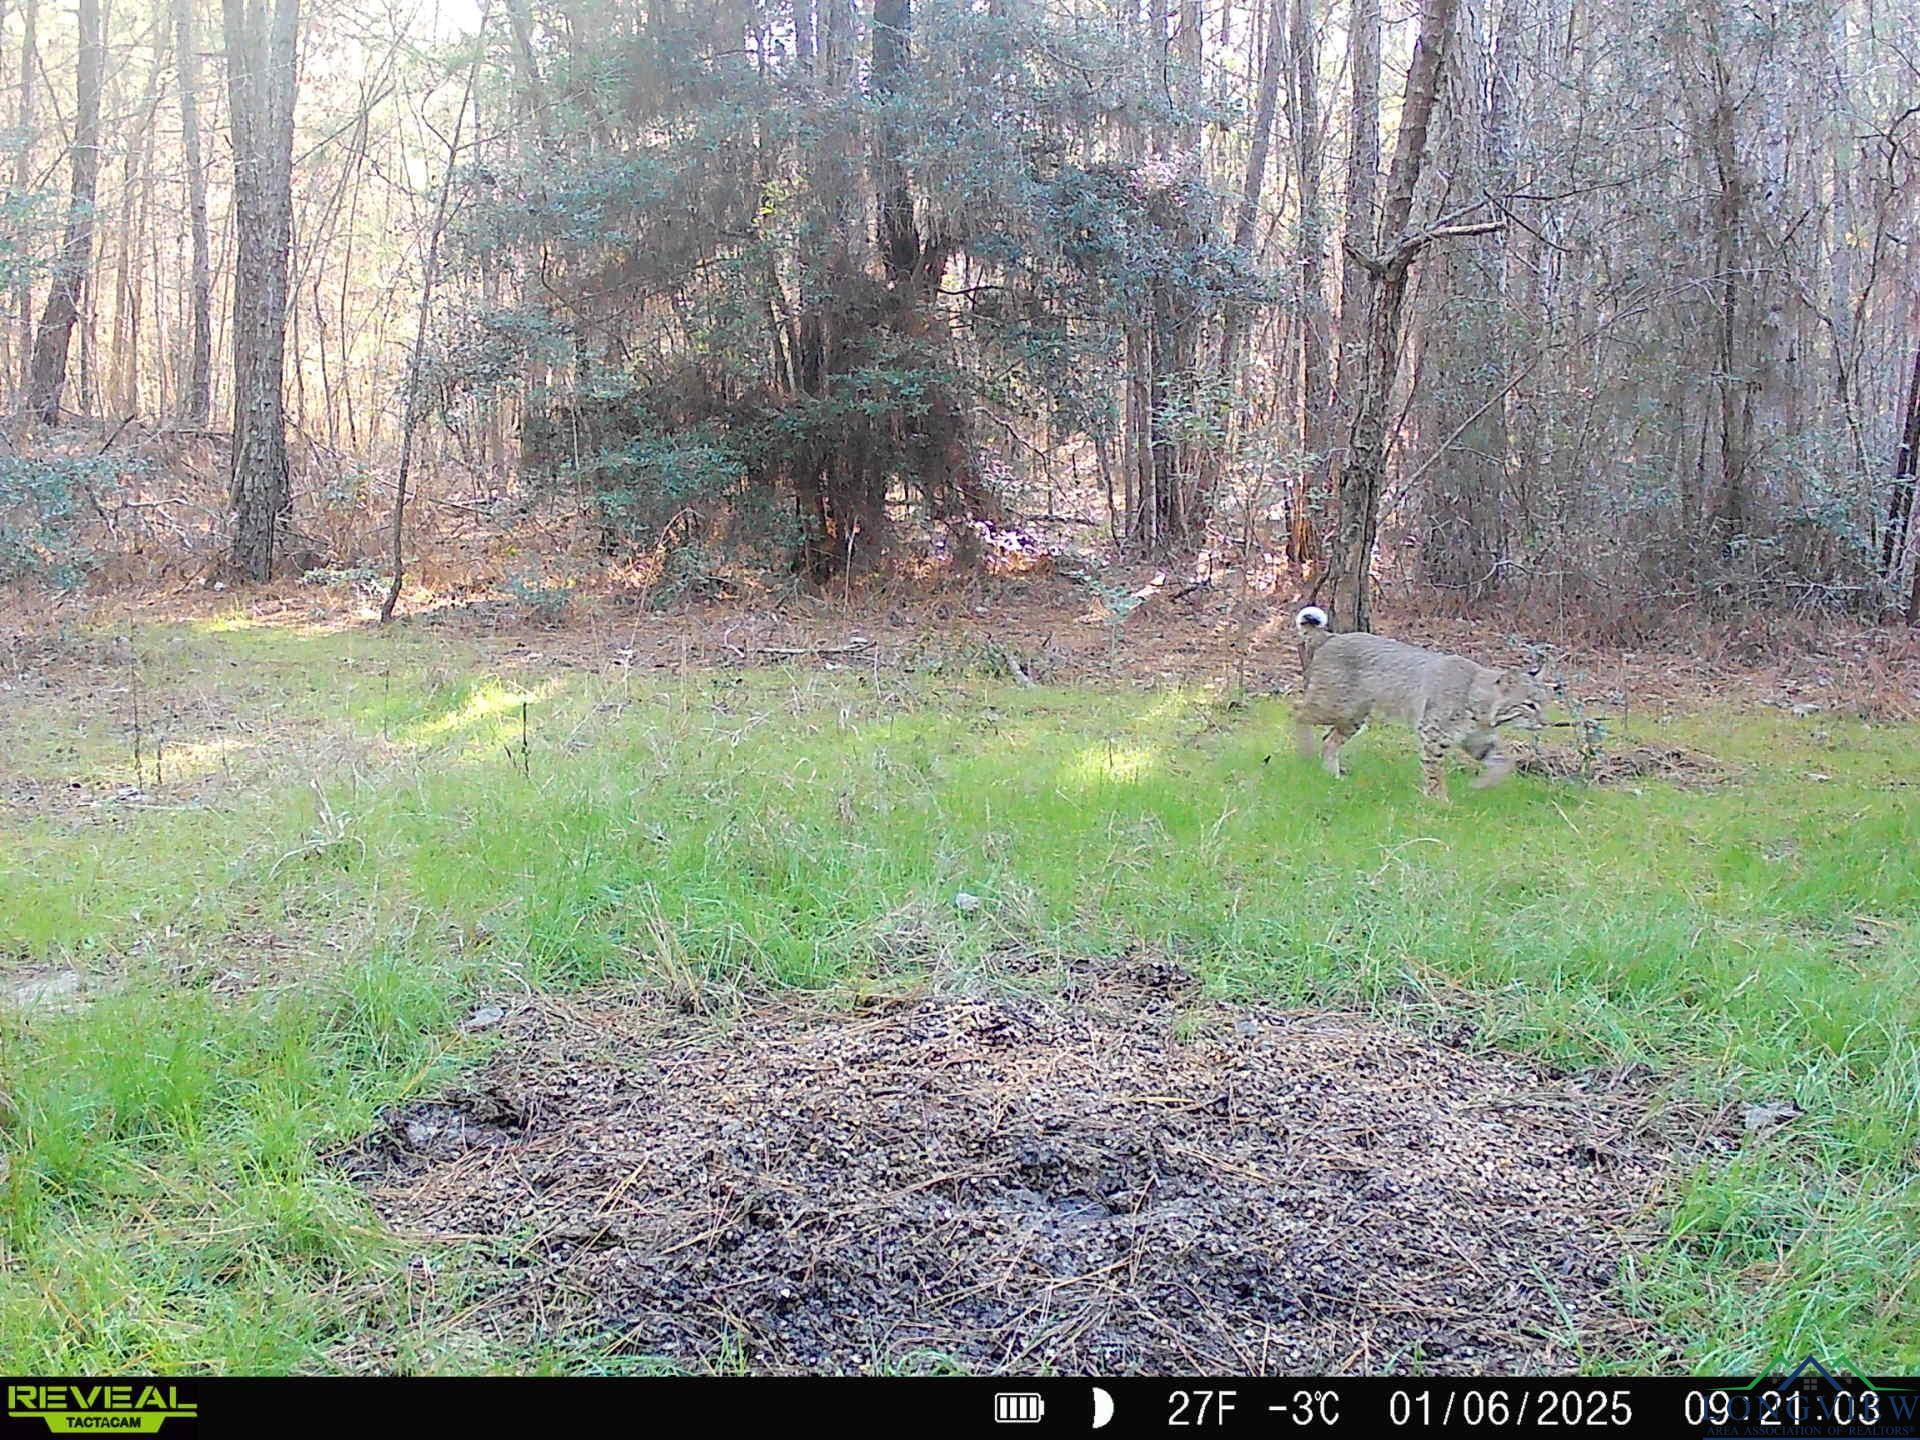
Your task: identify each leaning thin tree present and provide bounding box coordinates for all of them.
[1323,0,1498,632]
[381,10,488,623]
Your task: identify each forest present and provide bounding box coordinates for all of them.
[0,0,1914,625]
[2,0,1919,1388]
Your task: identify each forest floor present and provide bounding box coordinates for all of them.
[1,577,1917,1374]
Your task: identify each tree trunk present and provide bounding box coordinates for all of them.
[867,0,917,552]
[871,0,988,543]
[1202,0,1288,536]
[0,0,9,388]
[10,0,37,400]
[25,0,104,425]
[869,0,919,540]
[1882,341,1920,585]
[872,0,916,295]
[504,0,550,141]
[793,0,813,66]
[112,13,168,420]
[1289,0,1329,567]
[1418,0,1510,597]
[224,0,301,580]
[1127,0,1207,555]
[1327,0,1467,632]
[1216,0,1287,377]
[382,11,485,622]
[1323,0,1379,570]
[1701,2,1755,553]
[177,0,214,425]
[789,0,860,577]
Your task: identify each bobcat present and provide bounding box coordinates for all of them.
[1292,606,1550,799]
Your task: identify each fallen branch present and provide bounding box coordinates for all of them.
[1015,512,1102,527]
[97,413,138,453]
[1345,218,1506,278]
[365,475,499,517]
[725,637,875,658]
[1393,218,1505,261]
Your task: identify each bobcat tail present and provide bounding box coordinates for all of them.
[1295,605,1332,671]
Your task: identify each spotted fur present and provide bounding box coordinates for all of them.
[1292,608,1550,800]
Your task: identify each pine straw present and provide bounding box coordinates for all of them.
[345,961,1676,1374]
[1515,743,1726,788]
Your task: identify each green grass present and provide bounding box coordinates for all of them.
[1,619,1916,1373]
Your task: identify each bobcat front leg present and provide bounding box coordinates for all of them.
[1465,730,1515,790]
[1320,722,1359,778]
[1295,718,1319,761]
[1417,725,1451,801]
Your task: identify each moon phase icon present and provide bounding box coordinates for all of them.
[1092,1387,1115,1430]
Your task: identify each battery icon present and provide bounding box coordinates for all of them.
[994,1393,1045,1423]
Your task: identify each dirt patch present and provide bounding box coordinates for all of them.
[3,966,91,1014]
[348,966,1674,1374]
[30,554,1920,719]
[1515,743,1726,788]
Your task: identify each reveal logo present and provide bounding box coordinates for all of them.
[6,1385,196,1434]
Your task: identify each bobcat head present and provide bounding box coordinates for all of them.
[1488,668,1553,731]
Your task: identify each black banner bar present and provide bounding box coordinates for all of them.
[5,1375,1919,1439]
